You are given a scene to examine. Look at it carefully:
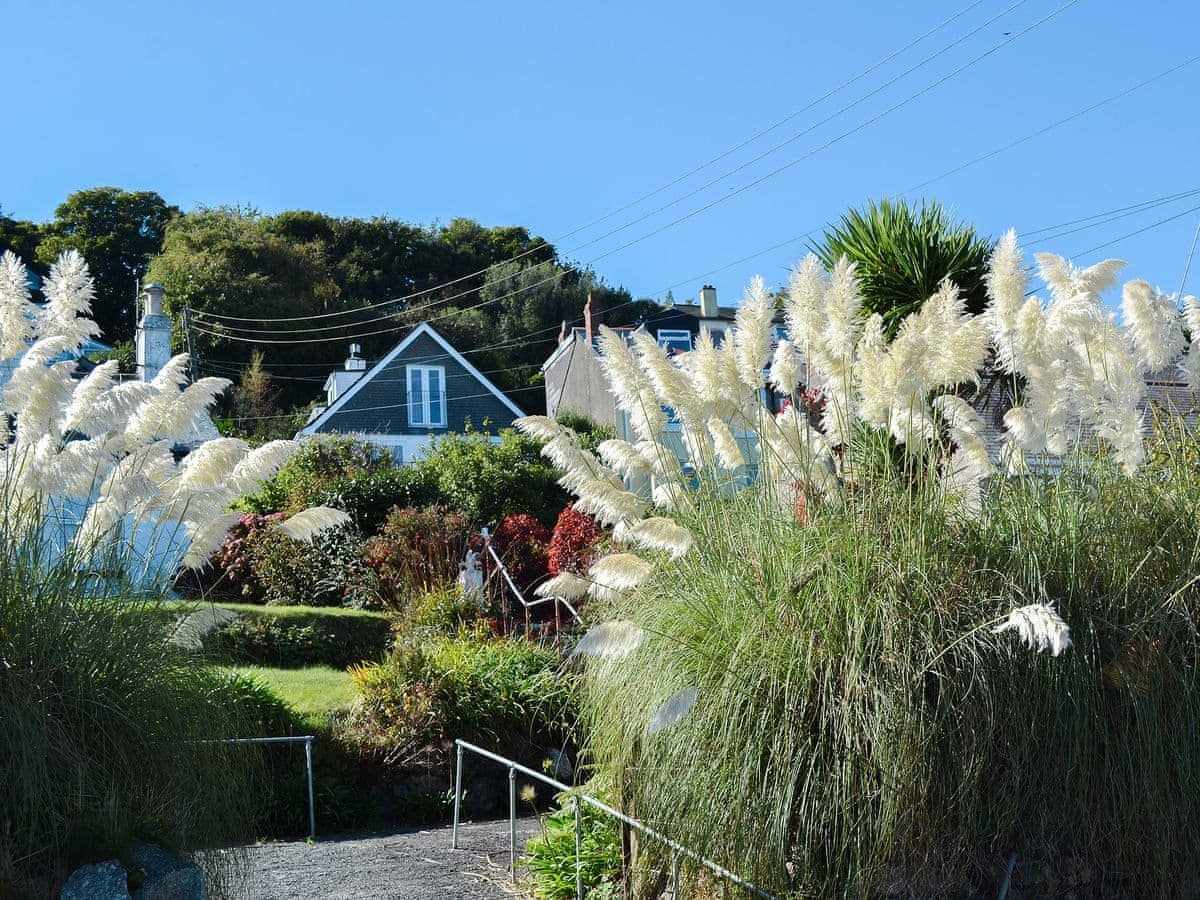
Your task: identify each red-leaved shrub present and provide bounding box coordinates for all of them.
[492,513,550,594]
[547,504,602,576]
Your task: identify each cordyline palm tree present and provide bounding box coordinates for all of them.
[811,197,994,338]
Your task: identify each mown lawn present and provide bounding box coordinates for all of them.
[216,664,359,718]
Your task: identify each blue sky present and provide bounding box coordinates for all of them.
[5,0,1199,307]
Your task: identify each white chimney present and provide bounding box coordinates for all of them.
[326,343,367,405]
[699,284,718,319]
[135,283,172,382]
[345,343,366,372]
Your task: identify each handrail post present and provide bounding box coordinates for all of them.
[451,741,463,850]
[509,766,517,883]
[304,736,316,842]
[574,794,584,900]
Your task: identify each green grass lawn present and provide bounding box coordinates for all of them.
[217,664,359,719]
[160,599,391,622]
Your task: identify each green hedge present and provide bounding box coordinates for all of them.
[164,602,393,669]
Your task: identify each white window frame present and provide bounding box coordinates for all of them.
[656,328,692,354]
[407,364,447,428]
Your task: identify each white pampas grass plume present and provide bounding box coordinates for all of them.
[732,276,775,390]
[178,438,250,492]
[572,479,647,528]
[0,251,36,360]
[589,552,653,597]
[597,438,653,480]
[822,256,864,361]
[182,512,242,569]
[1181,296,1200,390]
[992,603,1072,656]
[597,326,666,441]
[571,620,645,659]
[535,571,591,600]
[625,516,693,559]
[707,417,745,471]
[768,339,800,396]
[1036,253,1125,303]
[275,506,350,542]
[515,415,569,443]
[41,250,100,348]
[228,440,298,496]
[1121,279,1184,372]
[648,686,697,734]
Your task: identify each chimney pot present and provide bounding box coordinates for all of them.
[143,283,166,317]
[699,284,718,319]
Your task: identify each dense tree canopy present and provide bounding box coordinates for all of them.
[145,206,646,413]
[36,187,178,343]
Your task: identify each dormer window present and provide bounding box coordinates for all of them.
[407,365,447,428]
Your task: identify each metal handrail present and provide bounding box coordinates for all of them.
[195,735,316,840]
[483,540,583,624]
[450,738,776,900]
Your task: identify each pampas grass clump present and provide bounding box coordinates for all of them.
[521,233,1200,896]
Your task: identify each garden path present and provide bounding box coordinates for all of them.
[239,818,538,899]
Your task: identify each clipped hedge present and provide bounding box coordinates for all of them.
[167,603,393,669]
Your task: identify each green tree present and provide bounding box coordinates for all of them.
[811,198,994,336]
[0,208,42,271]
[36,187,178,343]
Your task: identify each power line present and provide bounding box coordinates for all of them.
[191,1,1075,347]
[191,0,990,327]
[1069,203,1200,258]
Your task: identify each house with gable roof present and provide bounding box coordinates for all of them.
[298,322,526,461]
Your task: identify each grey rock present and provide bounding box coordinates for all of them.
[131,844,206,900]
[547,747,574,782]
[134,866,205,900]
[60,860,131,900]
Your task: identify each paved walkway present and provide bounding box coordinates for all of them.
[238,818,539,899]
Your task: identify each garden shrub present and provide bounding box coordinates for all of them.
[363,505,475,611]
[239,434,394,516]
[493,512,550,594]
[250,522,379,608]
[314,465,438,532]
[344,626,572,770]
[525,786,621,900]
[546,504,602,577]
[200,607,393,668]
[410,428,569,527]
[408,584,491,632]
[554,410,616,453]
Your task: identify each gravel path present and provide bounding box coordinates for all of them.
[238,818,539,899]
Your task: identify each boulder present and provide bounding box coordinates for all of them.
[60,860,131,900]
[131,845,206,900]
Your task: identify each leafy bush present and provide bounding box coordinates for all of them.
[345,628,572,770]
[410,428,568,527]
[363,506,475,611]
[240,434,395,516]
[315,466,438,532]
[493,513,550,594]
[194,512,286,601]
[547,504,602,577]
[554,410,616,453]
[201,607,393,668]
[525,789,621,900]
[408,585,491,632]
[250,523,378,608]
